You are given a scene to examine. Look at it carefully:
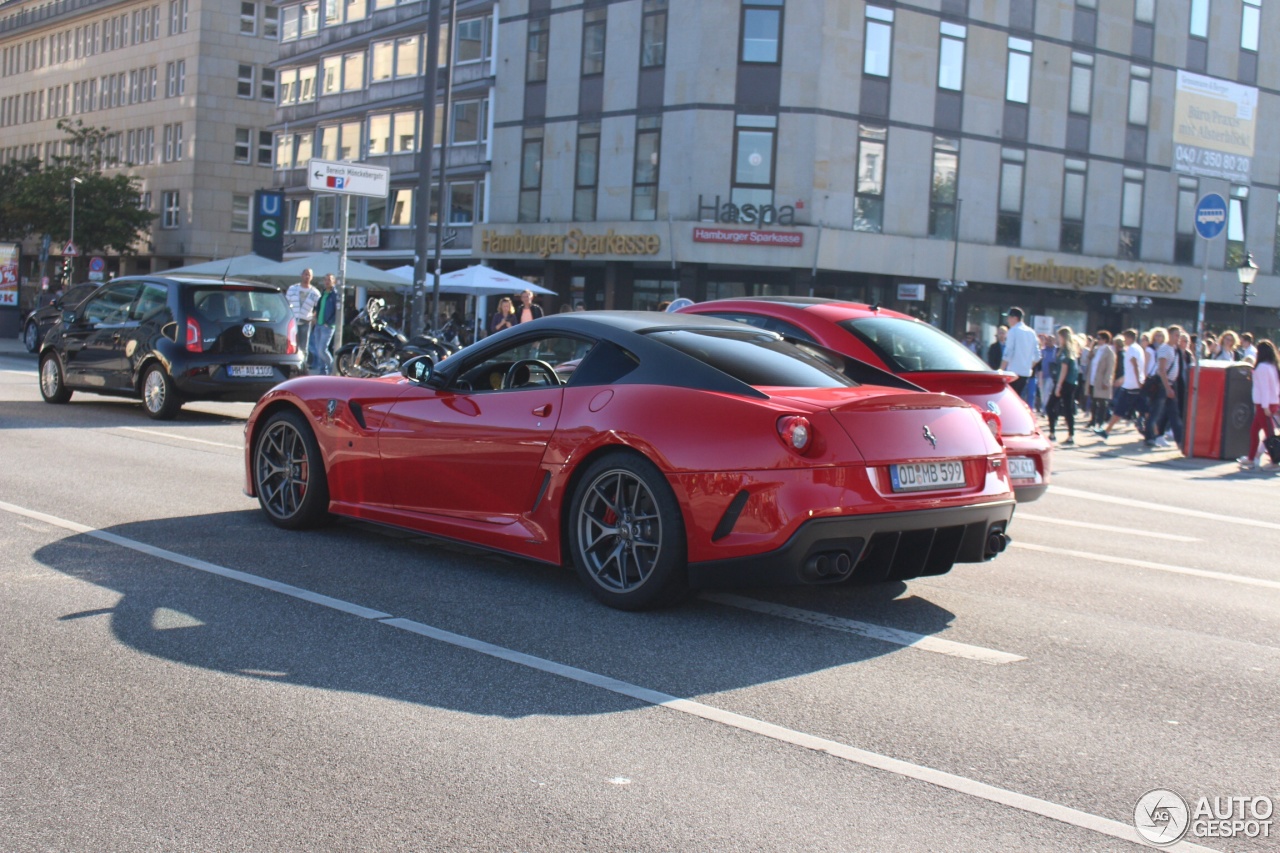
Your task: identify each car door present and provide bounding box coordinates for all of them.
[62,282,142,388]
[377,333,594,522]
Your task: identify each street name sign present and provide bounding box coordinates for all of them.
[307,159,390,198]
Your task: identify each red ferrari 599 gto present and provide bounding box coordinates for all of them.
[245,312,1014,610]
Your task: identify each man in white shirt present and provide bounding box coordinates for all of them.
[1091,328,1145,441]
[1000,306,1039,401]
[1239,332,1258,362]
[286,268,320,372]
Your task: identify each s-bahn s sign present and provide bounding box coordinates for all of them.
[306,159,390,198]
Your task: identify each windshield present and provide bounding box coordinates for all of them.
[839,316,990,373]
[646,329,857,388]
[190,288,290,324]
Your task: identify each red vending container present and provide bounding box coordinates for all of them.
[1184,362,1228,459]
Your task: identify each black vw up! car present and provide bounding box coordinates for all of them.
[38,275,304,419]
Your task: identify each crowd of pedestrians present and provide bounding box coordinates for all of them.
[983,308,1278,471]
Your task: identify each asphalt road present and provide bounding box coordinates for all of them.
[2,342,1277,852]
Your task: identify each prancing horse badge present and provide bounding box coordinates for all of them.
[922,426,937,449]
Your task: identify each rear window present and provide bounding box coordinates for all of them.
[646,329,857,388]
[189,288,289,324]
[839,316,990,373]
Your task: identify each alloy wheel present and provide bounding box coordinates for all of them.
[576,469,663,592]
[143,369,167,414]
[255,420,311,520]
[40,358,60,397]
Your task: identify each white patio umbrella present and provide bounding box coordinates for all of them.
[159,253,288,279]
[265,253,411,289]
[388,265,557,340]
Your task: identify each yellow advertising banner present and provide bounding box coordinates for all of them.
[0,243,19,307]
[1172,71,1257,183]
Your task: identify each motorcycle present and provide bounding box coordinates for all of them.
[334,298,458,377]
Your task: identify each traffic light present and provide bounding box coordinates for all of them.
[62,256,72,284]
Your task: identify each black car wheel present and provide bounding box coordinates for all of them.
[253,409,329,529]
[38,352,72,404]
[569,451,689,610]
[141,364,181,420]
[22,321,40,353]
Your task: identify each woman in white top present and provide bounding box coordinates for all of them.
[1214,330,1240,361]
[1238,340,1280,469]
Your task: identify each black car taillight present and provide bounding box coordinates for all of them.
[185,317,203,352]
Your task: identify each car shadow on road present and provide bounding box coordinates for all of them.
[32,510,959,719]
[0,399,245,430]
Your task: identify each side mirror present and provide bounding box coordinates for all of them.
[400,354,436,385]
[62,309,77,324]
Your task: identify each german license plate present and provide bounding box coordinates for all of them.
[1008,457,1037,480]
[890,460,965,492]
[228,365,274,378]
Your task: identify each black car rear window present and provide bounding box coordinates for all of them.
[839,316,990,373]
[645,329,857,388]
[190,288,289,324]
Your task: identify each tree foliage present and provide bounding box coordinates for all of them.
[0,119,156,255]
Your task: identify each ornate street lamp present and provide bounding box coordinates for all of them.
[66,176,83,284]
[1237,251,1258,332]
[937,277,967,337]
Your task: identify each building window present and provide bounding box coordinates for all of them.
[282,5,299,41]
[641,0,668,68]
[1190,0,1209,38]
[324,0,343,27]
[234,128,251,163]
[452,99,487,144]
[300,2,320,37]
[162,190,180,228]
[582,8,606,75]
[997,148,1025,247]
[232,194,251,231]
[241,2,257,35]
[368,113,391,156]
[295,131,313,164]
[1227,185,1248,268]
[257,131,273,166]
[389,188,413,227]
[740,0,783,65]
[1006,37,1031,103]
[864,6,893,78]
[166,60,185,97]
[455,17,490,64]
[1128,65,1150,125]
[1175,177,1197,265]
[519,128,543,222]
[574,121,600,222]
[1060,158,1086,253]
[316,125,337,160]
[449,181,483,224]
[928,136,958,239]
[261,68,277,101]
[322,56,341,94]
[168,0,188,35]
[1069,52,1093,114]
[394,111,418,152]
[343,53,364,90]
[263,6,280,39]
[731,114,776,210]
[1242,0,1260,51]
[1134,0,1154,23]
[632,116,661,221]
[279,68,298,104]
[338,121,362,160]
[527,17,549,83]
[275,133,293,169]
[371,38,418,82]
[1120,168,1143,259]
[938,22,965,91]
[854,124,885,233]
[290,198,312,232]
[237,64,254,98]
[163,123,182,162]
[396,36,419,78]
[346,0,367,24]
[298,65,317,102]
[315,195,336,231]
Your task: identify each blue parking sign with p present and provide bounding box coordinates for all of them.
[252,190,285,261]
[1194,193,1227,241]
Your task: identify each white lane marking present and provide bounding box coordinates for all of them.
[702,593,1025,665]
[1012,541,1280,591]
[0,499,1218,853]
[116,426,241,450]
[1014,513,1199,543]
[1048,486,1280,531]
[0,500,392,620]
[1,368,36,376]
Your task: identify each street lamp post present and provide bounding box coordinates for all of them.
[67,176,82,284]
[936,278,967,336]
[1238,251,1258,333]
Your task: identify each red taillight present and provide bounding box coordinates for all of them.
[286,317,297,354]
[777,415,813,454]
[980,410,1004,445]
[185,317,203,352]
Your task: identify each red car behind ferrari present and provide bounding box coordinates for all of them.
[678,298,1052,502]
[245,312,1014,609]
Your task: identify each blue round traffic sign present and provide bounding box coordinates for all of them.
[89,256,105,272]
[1194,193,1227,240]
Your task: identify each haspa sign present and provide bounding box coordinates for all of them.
[697,194,798,226]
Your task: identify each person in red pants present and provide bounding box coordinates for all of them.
[1238,340,1279,470]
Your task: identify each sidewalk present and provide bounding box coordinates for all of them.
[0,335,35,359]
